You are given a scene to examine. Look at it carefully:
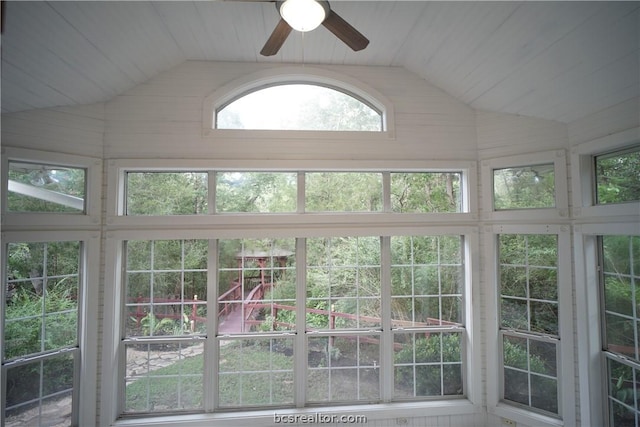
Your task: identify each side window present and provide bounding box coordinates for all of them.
[216,84,383,131]
[498,234,560,415]
[601,235,640,426]
[595,146,640,205]
[3,241,82,426]
[8,161,86,213]
[493,164,555,210]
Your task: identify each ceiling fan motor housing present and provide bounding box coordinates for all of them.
[276,0,330,32]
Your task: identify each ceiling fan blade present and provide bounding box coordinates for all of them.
[260,18,293,56]
[322,9,369,52]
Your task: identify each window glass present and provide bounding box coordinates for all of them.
[217,84,382,131]
[606,357,639,427]
[126,172,208,215]
[390,236,463,327]
[498,234,559,415]
[595,147,640,205]
[307,335,380,403]
[3,241,81,425]
[124,342,204,413]
[493,164,555,210]
[4,241,80,359]
[5,353,75,425]
[602,236,640,361]
[306,237,381,330]
[217,238,296,334]
[219,337,295,407]
[306,173,382,212]
[125,240,208,338]
[7,161,86,213]
[391,172,462,213]
[502,335,558,414]
[602,235,640,426]
[216,172,297,213]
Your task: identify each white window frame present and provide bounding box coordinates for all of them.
[486,224,575,427]
[1,147,102,228]
[0,230,101,427]
[570,127,640,221]
[481,150,569,222]
[101,159,482,426]
[106,159,477,228]
[201,66,396,140]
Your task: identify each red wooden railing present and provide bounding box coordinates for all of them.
[130,280,461,337]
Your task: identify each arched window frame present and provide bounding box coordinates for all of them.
[202,67,395,139]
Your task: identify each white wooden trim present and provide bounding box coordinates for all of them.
[201,66,396,138]
[0,230,100,427]
[485,225,575,427]
[1,147,102,229]
[480,150,569,222]
[570,128,640,220]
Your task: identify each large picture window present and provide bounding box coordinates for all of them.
[117,234,468,415]
[103,161,477,424]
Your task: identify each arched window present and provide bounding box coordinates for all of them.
[216,83,383,131]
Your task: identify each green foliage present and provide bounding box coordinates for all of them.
[391,172,461,213]
[394,334,462,396]
[216,172,296,213]
[596,149,640,204]
[306,173,382,212]
[5,287,78,360]
[126,172,207,215]
[493,165,555,210]
[7,165,85,213]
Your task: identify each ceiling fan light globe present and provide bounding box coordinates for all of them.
[279,0,328,32]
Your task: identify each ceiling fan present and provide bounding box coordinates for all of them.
[252,0,369,56]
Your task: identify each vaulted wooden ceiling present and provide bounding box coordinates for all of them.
[1,1,638,123]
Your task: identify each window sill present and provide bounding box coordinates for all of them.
[490,403,564,427]
[112,400,481,427]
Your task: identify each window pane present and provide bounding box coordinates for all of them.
[306,237,380,330]
[5,353,75,426]
[126,172,208,215]
[218,239,296,334]
[4,242,80,359]
[499,234,558,336]
[306,173,382,212]
[125,240,208,337]
[215,172,296,213]
[218,337,294,408]
[217,84,382,131]
[307,335,380,403]
[603,236,640,361]
[391,172,462,213]
[596,147,640,204]
[493,164,555,210]
[393,332,463,399]
[607,357,640,427]
[390,236,463,327]
[8,161,85,213]
[502,334,558,414]
[124,342,203,413]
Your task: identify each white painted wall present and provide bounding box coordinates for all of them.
[103,61,477,161]
[1,103,105,158]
